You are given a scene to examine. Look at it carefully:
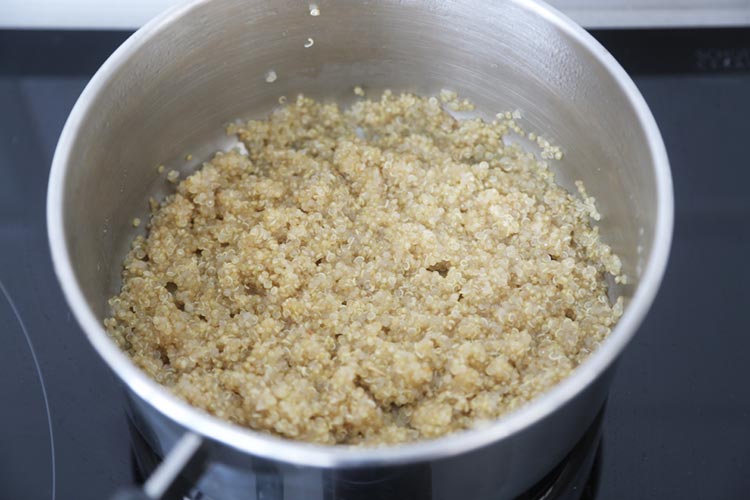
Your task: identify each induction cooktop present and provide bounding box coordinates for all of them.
[1,28,748,500]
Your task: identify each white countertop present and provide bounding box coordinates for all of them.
[1,0,749,29]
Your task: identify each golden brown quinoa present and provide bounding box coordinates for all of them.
[105,91,624,445]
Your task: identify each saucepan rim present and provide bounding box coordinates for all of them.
[46,0,673,468]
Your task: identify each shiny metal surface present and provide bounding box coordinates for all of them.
[46,0,673,498]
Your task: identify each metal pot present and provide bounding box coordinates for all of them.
[47,0,673,498]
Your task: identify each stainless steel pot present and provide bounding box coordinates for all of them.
[47,0,673,498]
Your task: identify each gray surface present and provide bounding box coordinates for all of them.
[0,278,53,499]
[0,76,132,499]
[599,75,750,500]
[0,44,749,500]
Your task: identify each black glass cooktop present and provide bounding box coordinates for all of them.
[1,28,749,500]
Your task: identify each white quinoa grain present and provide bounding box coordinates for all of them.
[440,89,475,112]
[107,92,623,446]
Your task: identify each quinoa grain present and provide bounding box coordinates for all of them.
[106,92,623,445]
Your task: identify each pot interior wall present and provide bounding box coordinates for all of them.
[60,0,657,318]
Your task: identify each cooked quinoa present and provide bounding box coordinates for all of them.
[105,91,624,445]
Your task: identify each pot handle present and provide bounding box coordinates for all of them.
[111,432,207,500]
